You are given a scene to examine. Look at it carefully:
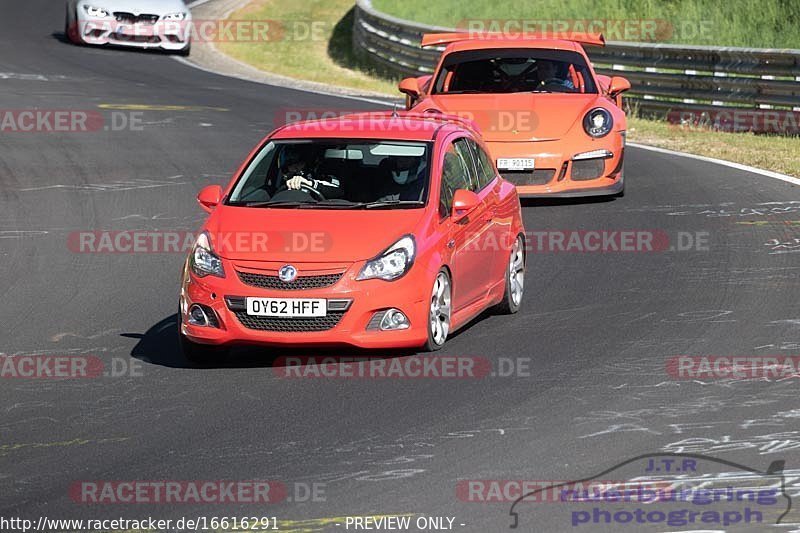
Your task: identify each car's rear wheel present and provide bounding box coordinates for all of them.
[424,269,451,351]
[495,234,525,314]
[64,2,82,44]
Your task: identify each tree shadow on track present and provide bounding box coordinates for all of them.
[124,314,420,370]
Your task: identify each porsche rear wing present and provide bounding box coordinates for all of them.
[420,32,605,48]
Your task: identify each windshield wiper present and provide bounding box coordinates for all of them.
[229,200,312,208]
[297,201,368,209]
[364,200,425,209]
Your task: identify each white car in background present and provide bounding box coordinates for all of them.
[65,0,192,55]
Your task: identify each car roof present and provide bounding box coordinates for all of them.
[270,112,479,141]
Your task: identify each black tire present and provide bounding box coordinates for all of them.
[176,40,191,57]
[64,2,82,45]
[179,332,226,365]
[494,234,525,315]
[424,269,452,351]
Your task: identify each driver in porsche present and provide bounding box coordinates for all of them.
[278,145,344,199]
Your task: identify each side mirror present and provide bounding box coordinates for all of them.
[399,75,431,109]
[608,76,631,97]
[399,77,421,109]
[399,77,421,98]
[197,184,223,213]
[451,189,480,221]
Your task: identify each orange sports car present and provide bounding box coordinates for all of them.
[399,32,630,197]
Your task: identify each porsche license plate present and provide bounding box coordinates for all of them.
[497,158,535,171]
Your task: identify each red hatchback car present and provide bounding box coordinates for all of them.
[179,112,526,361]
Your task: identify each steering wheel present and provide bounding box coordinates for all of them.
[274,181,326,201]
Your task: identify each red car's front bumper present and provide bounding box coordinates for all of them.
[180,259,431,349]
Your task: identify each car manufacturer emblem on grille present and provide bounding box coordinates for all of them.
[278,265,298,282]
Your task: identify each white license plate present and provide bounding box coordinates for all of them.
[497,158,535,171]
[246,297,326,317]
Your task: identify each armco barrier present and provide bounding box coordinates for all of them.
[352,0,800,133]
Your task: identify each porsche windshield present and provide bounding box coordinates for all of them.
[433,48,598,94]
[227,140,431,208]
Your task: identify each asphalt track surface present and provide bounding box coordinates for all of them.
[2,2,800,532]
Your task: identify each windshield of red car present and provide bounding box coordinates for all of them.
[432,48,598,95]
[226,140,431,208]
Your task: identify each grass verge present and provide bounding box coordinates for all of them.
[372,0,800,48]
[216,0,800,178]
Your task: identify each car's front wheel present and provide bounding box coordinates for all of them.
[64,2,82,44]
[176,40,191,57]
[424,269,451,351]
[494,234,525,314]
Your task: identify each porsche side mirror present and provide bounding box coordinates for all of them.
[608,76,631,97]
[197,184,223,213]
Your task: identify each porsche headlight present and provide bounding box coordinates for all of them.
[357,235,416,281]
[163,12,187,21]
[190,232,225,278]
[583,108,613,138]
[83,4,110,17]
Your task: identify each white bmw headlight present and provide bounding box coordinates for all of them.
[83,4,110,17]
[163,12,187,21]
[357,236,416,281]
[583,108,613,138]
[190,232,225,278]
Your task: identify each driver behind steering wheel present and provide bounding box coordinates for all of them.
[278,145,344,200]
[536,60,575,90]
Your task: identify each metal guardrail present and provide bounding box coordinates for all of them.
[352,0,800,133]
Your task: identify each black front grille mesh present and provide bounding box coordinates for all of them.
[233,311,346,332]
[501,169,555,186]
[236,271,343,291]
[114,12,160,24]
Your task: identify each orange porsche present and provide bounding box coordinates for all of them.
[399,32,630,197]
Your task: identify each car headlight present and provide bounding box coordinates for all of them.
[583,108,613,138]
[163,12,187,21]
[190,232,225,278]
[83,4,110,17]
[357,235,416,281]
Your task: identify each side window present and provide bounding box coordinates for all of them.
[453,138,479,192]
[439,140,473,217]
[466,139,496,190]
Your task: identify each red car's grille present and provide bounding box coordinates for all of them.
[232,311,347,332]
[236,271,343,291]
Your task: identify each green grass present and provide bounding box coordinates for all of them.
[372,0,800,48]
[215,0,800,177]
[217,0,399,94]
